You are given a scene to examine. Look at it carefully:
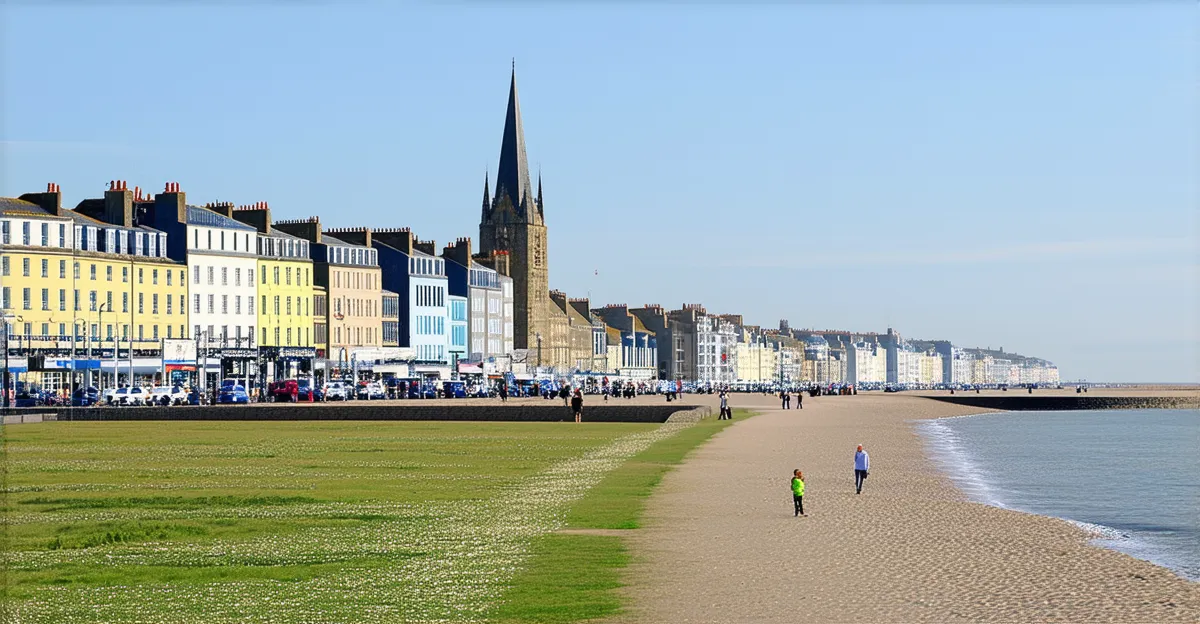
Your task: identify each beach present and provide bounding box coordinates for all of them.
[611,390,1200,623]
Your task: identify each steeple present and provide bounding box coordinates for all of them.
[537,171,543,212]
[495,62,537,220]
[481,170,491,219]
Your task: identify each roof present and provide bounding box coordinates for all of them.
[606,326,622,344]
[319,234,368,249]
[186,206,256,231]
[563,303,590,327]
[381,289,399,297]
[0,197,63,218]
[265,229,305,241]
[63,209,164,234]
[631,316,653,335]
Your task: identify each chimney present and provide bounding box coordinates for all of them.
[412,237,437,256]
[474,250,511,277]
[18,182,64,217]
[372,228,414,254]
[325,227,372,248]
[569,297,591,320]
[549,290,568,308]
[272,216,322,244]
[231,202,271,234]
[104,179,135,227]
[441,237,472,268]
[154,181,187,225]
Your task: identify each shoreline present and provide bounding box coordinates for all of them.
[912,408,1199,584]
[612,392,1200,623]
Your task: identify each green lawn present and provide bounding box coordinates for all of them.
[1,411,746,623]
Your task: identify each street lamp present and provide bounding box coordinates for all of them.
[1,313,14,408]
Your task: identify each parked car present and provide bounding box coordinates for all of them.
[269,379,299,403]
[324,381,349,401]
[71,386,102,407]
[218,384,250,404]
[150,386,188,406]
[112,386,149,406]
[186,388,204,405]
[296,378,322,402]
[14,392,39,408]
[356,381,385,400]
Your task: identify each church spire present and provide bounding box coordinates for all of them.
[495,61,537,220]
[481,170,492,218]
[537,170,543,214]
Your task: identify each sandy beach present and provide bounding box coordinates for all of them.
[609,391,1200,623]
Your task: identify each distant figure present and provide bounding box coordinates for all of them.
[797,391,803,410]
[718,391,731,420]
[854,445,870,494]
[791,469,806,517]
[1028,386,1033,394]
[781,391,790,410]
[571,390,584,423]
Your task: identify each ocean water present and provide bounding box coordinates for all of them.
[918,409,1200,581]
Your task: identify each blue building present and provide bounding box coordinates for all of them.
[369,229,450,364]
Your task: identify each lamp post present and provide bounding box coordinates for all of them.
[96,302,110,392]
[1,313,13,408]
[450,349,462,381]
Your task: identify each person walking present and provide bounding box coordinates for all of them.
[791,469,806,517]
[718,391,730,420]
[780,390,788,410]
[796,391,803,410]
[854,444,870,494]
[571,389,584,424]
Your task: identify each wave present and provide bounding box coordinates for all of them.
[916,414,1199,583]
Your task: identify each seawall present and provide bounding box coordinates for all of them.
[926,395,1199,411]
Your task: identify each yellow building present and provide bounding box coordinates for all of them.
[2,185,188,391]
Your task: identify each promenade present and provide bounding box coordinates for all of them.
[614,392,1200,623]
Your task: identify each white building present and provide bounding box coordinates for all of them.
[696,315,737,385]
[848,340,887,385]
[409,248,448,363]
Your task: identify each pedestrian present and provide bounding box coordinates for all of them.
[791,469,806,517]
[780,390,788,410]
[571,389,584,424]
[854,444,870,494]
[718,391,730,420]
[797,391,803,410]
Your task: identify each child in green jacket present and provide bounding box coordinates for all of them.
[791,469,806,517]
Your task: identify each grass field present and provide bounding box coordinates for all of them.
[1,410,742,623]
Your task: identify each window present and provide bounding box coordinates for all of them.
[88,290,97,311]
[179,295,184,313]
[167,295,173,315]
[40,259,47,278]
[107,265,113,281]
[106,291,112,312]
[235,296,241,315]
[41,288,49,310]
[194,265,200,284]
[286,297,292,315]
[122,266,128,283]
[261,295,267,313]
[221,295,228,314]
[207,231,212,249]
[23,258,30,277]
[73,289,80,310]
[152,294,159,314]
[207,266,214,285]
[248,269,253,284]
[275,327,280,345]
[59,290,66,311]
[138,268,143,284]
[286,327,292,345]
[274,266,280,285]
[167,325,172,339]
[194,230,199,249]
[1,257,6,276]
[286,266,292,285]
[207,294,214,314]
[261,265,267,284]
[247,296,254,315]
[194,294,200,314]
[137,293,143,313]
[235,267,241,286]
[1,287,7,309]
[60,224,67,247]
[261,327,268,344]
[59,260,65,278]
[22,222,30,245]
[153,269,158,285]
[0,221,8,244]
[153,325,158,340]
[167,270,172,286]
[123,292,129,313]
[220,231,225,250]
[274,296,280,315]
[221,267,227,286]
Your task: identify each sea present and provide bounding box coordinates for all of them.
[918,408,1200,582]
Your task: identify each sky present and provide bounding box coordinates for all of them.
[2,3,1197,382]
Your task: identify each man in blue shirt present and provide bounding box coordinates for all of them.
[854,445,870,494]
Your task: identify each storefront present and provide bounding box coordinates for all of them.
[259,346,316,383]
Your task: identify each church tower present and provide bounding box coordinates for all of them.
[480,63,549,351]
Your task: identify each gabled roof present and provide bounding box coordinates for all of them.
[186,206,256,231]
[319,234,368,249]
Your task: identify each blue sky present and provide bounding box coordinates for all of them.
[3,3,1196,382]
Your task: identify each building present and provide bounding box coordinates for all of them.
[381,291,400,347]
[551,291,598,372]
[1,182,188,392]
[229,202,316,385]
[444,238,513,368]
[847,339,888,385]
[272,220,382,377]
[696,313,737,385]
[478,66,578,368]
[569,298,610,373]
[312,285,328,377]
[366,229,450,366]
[734,331,779,384]
[593,304,657,379]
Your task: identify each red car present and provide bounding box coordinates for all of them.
[269,379,299,402]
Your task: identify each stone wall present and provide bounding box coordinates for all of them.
[928,395,1199,411]
[39,404,714,424]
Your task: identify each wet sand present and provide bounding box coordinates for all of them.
[611,392,1200,623]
